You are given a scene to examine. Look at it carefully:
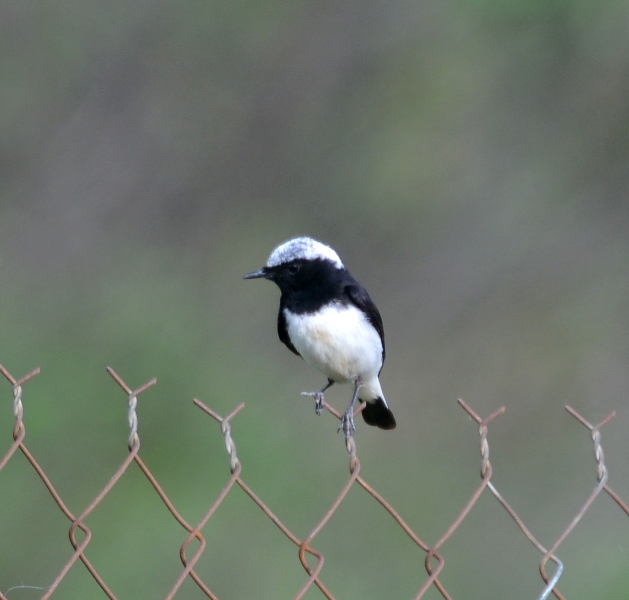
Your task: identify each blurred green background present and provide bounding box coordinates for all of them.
[1,1,629,598]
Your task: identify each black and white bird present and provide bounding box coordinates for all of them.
[244,237,396,436]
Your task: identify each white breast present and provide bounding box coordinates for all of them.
[284,303,383,389]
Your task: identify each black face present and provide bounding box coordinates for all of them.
[245,258,350,312]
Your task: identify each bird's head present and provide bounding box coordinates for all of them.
[244,237,344,294]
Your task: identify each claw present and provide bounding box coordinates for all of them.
[314,392,325,415]
[301,379,334,416]
[301,390,325,415]
[337,377,361,440]
[338,408,356,439]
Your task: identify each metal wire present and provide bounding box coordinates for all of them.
[1,362,627,599]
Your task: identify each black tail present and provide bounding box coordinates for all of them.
[361,397,396,430]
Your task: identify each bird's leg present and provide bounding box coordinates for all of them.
[339,377,362,439]
[301,379,334,415]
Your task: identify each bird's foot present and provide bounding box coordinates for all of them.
[338,408,356,440]
[301,390,325,415]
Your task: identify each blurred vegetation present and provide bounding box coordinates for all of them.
[1,1,629,598]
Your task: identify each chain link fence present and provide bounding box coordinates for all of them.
[1,363,627,599]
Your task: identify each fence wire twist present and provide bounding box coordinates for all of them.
[0,362,627,599]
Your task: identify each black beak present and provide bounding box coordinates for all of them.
[243,268,268,280]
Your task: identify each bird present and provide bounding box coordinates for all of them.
[244,236,396,437]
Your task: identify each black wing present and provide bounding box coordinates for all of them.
[344,283,385,364]
[277,307,301,356]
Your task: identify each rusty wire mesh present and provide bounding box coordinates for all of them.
[1,362,627,599]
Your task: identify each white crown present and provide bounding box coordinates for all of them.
[267,237,343,269]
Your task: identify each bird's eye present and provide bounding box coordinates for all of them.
[287,264,300,275]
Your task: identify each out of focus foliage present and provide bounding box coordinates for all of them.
[1,1,628,598]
